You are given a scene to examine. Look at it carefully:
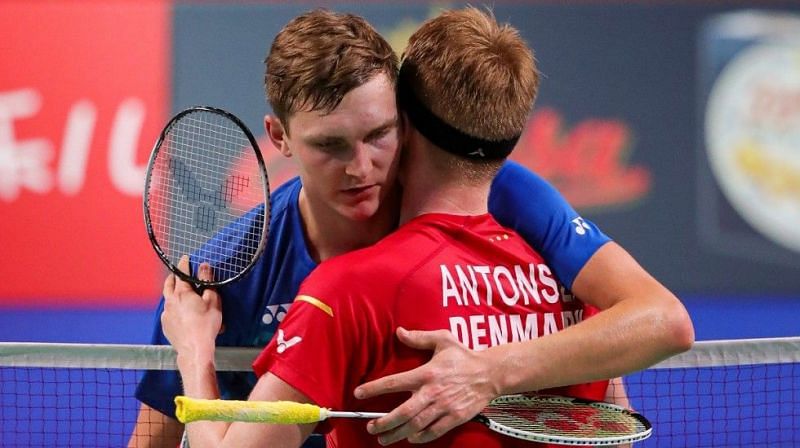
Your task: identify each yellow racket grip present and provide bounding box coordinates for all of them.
[175,396,325,424]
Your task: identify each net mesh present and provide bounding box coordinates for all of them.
[2,367,137,447]
[626,364,797,447]
[0,338,797,447]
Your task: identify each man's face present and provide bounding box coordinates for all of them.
[283,74,400,221]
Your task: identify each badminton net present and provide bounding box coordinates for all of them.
[0,337,798,447]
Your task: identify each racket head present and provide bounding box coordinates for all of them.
[478,394,652,446]
[143,106,270,287]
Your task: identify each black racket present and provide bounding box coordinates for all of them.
[143,106,270,288]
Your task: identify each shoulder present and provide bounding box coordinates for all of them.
[292,250,388,332]
[301,224,434,301]
[269,176,302,219]
[491,160,562,202]
[489,160,578,237]
[265,176,309,250]
[304,242,397,289]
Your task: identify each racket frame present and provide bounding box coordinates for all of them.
[476,394,653,446]
[143,105,271,288]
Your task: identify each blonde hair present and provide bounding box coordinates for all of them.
[403,7,539,142]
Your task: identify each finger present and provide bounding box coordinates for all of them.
[355,368,423,400]
[163,273,176,298]
[197,262,213,282]
[173,255,195,294]
[177,255,191,275]
[374,405,442,445]
[365,392,430,435]
[198,264,221,308]
[395,327,454,352]
[407,414,461,444]
[202,288,221,310]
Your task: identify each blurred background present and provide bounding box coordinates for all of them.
[1,0,799,344]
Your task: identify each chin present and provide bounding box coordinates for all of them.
[341,202,380,222]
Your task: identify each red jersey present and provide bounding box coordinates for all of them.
[254,213,608,447]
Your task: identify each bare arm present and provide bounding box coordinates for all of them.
[489,242,694,394]
[180,372,317,448]
[356,242,694,444]
[127,403,184,448]
[161,257,316,448]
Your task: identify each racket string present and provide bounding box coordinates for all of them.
[148,109,268,283]
[484,399,646,438]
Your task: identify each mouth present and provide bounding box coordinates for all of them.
[342,184,377,197]
[343,184,377,193]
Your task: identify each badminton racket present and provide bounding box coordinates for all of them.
[174,394,652,446]
[143,106,270,288]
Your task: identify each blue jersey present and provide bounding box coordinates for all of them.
[135,160,609,422]
[135,177,314,414]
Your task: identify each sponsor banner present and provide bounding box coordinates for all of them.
[0,1,169,304]
[2,1,800,305]
[700,11,800,260]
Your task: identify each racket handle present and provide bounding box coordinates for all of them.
[175,396,324,424]
[174,396,386,424]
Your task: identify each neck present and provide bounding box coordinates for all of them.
[299,186,400,263]
[399,167,489,224]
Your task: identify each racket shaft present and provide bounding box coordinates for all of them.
[326,411,386,419]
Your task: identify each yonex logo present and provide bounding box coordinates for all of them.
[469,148,486,157]
[262,303,291,325]
[276,329,302,353]
[572,217,591,235]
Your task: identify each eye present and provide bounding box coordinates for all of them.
[313,140,347,153]
[367,127,389,141]
[367,126,392,141]
[367,126,397,148]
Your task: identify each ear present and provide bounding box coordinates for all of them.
[399,112,409,141]
[264,115,292,157]
[399,111,415,148]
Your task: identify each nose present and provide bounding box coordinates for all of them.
[345,143,372,179]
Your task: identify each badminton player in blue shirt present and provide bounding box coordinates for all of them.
[129,9,639,447]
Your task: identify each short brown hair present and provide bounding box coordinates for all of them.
[265,9,398,129]
[403,7,539,142]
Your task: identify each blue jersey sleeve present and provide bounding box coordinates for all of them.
[135,178,317,429]
[489,160,610,288]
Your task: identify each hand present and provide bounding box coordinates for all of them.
[354,327,499,445]
[161,256,222,360]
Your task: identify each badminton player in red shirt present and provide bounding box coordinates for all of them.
[253,7,691,448]
[162,7,693,448]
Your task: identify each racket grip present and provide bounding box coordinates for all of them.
[175,396,325,424]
